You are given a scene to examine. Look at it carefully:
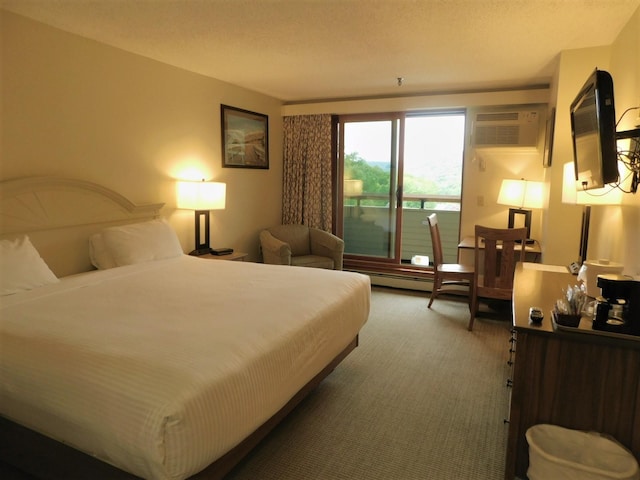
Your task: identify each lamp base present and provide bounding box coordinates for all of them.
[191,209,212,257]
[189,247,212,256]
[508,208,532,239]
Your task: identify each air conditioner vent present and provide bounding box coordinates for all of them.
[476,112,520,122]
[472,110,539,147]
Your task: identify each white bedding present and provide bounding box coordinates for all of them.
[0,256,370,480]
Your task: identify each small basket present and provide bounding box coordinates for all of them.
[552,310,581,328]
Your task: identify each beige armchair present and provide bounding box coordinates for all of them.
[259,224,344,270]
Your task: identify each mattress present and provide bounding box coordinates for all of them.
[0,256,371,479]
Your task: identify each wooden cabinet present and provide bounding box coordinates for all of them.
[505,263,640,480]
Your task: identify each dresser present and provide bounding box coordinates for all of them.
[505,263,640,480]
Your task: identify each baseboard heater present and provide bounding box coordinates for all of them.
[352,270,434,292]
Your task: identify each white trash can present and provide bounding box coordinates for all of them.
[526,424,640,480]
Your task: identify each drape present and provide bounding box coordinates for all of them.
[282,114,333,231]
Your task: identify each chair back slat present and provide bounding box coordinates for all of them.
[482,238,498,286]
[474,225,527,293]
[427,213,444,268]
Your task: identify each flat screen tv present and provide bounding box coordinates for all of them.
[569,69,619,190]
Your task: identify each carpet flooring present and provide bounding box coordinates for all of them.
[225,286,513,480]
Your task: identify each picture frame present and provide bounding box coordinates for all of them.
[221,104,269,169]
[543,107,556,167]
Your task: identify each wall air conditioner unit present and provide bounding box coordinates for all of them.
[472,111,540,148]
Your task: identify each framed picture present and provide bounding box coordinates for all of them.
[543,107,556,167]
[221,105,269,169]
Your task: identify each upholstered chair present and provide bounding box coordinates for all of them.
[259,224,344,270]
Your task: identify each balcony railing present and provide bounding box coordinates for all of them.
[402,208,460,264]
[343,194,461,265]
[345,193,460,209]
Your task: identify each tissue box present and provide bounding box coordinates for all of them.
[411,255,430,266]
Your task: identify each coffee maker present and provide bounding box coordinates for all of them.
[594,274,640,336]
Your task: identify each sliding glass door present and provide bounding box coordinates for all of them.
[338,114,403,261]
[337,111,465,272]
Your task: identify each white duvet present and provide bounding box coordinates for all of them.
[0,256,370,479]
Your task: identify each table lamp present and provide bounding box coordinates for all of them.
[177,180,226,256]
[343,179,363,197]
[497,178,544,242]
[562,162,622,263]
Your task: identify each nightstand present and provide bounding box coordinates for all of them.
[199,251,248,262]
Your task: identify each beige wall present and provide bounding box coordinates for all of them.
[284,91,550,260]
[544,6,640,275]
[2,8,638,273]
[608,5,640,276]
[460,104,547,243]
[286,7,640,276]
[0,11,284,261]
[542,46,612,267]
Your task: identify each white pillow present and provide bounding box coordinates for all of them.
[0,235,59,295]
[89,233,117,270]
[100,219,183,267]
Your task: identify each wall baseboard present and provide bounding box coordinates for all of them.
[365,272,433,292]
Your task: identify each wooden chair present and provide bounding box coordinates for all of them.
[425,213,475,312]
[469,225,527,331]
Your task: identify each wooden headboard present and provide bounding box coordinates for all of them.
[0,177,164,277]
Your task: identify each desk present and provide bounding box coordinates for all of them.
[457,236,541,254]
[505,263,640,479]
[457,236,542,263]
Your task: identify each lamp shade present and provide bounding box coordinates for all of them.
[497,179,544,209]
[561,162,623,263]
[562,162,622,205]
[343,179,363,196]
[177,181,226,210]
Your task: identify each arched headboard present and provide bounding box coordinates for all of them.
[0,177,164,277]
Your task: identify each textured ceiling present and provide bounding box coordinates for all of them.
[2,0,639,102]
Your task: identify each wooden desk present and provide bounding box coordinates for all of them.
[457,236,542,263]
[505,263,640,479]
[457,236,541,254]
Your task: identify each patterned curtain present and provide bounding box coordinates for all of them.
[282,114,333,230]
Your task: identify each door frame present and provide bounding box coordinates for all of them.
[335,109,466,278]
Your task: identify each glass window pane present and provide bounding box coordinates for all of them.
[343,120,397,258]
[403,114,465,211]
[401,113,466,264]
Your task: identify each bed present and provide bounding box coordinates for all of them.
[0,177,371,480]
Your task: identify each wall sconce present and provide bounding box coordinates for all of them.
[562,162,622,263]
[177,180,226,256]
[497,178,544,242]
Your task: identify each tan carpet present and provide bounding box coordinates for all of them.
[225,286,512,480]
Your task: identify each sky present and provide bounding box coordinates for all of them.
[344,114,466,181]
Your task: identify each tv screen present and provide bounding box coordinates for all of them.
[570,69,618,190]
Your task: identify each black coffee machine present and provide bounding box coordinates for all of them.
[594,274,640,336]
